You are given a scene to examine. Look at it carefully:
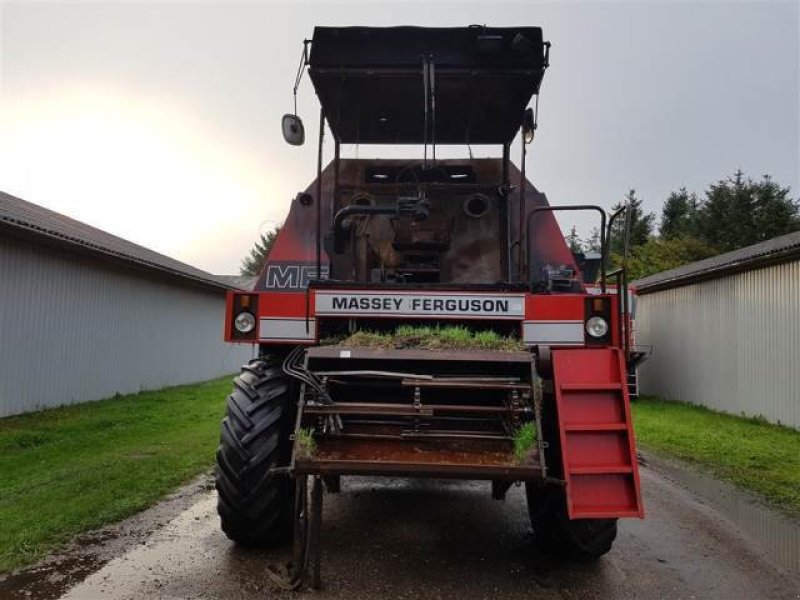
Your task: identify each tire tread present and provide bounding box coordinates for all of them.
[215,355,293,546]
[526,484,617,560]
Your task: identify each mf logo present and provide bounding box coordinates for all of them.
[263,263,329,290]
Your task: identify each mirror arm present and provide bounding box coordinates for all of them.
[293,41,310,114]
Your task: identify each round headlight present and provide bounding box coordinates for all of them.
[585,316,609,338]
[234,311,256,334]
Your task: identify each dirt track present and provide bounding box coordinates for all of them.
[2,461,799,599]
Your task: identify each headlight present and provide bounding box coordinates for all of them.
[234,311,256,334]
[585,316,608,338]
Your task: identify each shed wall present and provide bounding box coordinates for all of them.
[0,237,253,416]
[636,259,800,429]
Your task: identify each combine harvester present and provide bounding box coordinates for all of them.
[218,25,643,587]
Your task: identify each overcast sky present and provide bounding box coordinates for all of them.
[1,0,798,274]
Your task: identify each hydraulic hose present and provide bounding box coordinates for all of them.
[332,205,398,253]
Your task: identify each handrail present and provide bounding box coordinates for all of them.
[605,203,631,364]
[606,269,628,361]
[524,202,632,364]
[525,205,607,292]
[605,205,627,275]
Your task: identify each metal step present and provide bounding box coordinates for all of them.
[627,370,639,399]
[552,348,644,519]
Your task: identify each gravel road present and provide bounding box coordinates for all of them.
[3,462,799,599]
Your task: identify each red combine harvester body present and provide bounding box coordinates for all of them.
[217,26,643,587]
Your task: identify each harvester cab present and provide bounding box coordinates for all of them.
[218,25,643,588]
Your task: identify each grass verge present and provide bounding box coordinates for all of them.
[325,325,525,352]
[632,396,800,512]
[0,376,232,573]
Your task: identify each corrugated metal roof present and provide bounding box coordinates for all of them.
[215,275,257,291]
[633,231,800,293]
[0,191,233,291]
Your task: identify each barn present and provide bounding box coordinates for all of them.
[0,192,253,417]
[634,231,800,429]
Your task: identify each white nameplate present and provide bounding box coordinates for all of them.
[315,291,524,319]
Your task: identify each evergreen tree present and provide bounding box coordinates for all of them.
[607,170,798,280]
[696,170,798,252]
[698,169,754,251]
[609,189,655,255]
[752,174,800,242]
[583,227,601,254]
[565,226,583,254]
[660,187,698,240]
[240,226,281,276]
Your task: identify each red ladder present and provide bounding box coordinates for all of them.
[552,348,644,519]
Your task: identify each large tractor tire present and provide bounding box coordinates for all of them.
[216,355,294,546]
[526,484,617,560]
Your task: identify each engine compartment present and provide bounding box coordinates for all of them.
[327,162,505,285]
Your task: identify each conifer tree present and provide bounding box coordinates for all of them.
[240,227,281,276]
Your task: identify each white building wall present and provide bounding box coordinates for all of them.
[0,237,254,417]
[636,259,800,429]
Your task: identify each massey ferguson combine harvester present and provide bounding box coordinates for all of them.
[218,25,643,587]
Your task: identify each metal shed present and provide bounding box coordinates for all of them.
[0,192,253,417]
[633,231,800,429]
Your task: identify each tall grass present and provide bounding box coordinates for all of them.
[329,325,524,351]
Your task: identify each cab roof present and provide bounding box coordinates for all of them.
[308,26,548,145]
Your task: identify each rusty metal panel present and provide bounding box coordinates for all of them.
[254,158,577,291]
[294,437,543,480]
[307,346,532,363]
[0,237,253,417]
[636,259,800,429]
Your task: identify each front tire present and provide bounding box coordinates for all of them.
[526,484,617,560]
[216,355,294,546]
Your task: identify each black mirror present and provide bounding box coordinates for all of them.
[522,107,536,144]
[282,114,305,146]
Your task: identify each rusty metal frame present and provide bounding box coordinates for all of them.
[304,402,530,417]
[290,346,547,481]
[306,346,534,363]
[283,345,553,589]
[294,459,540,480]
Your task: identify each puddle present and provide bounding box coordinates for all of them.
[643,452,800,574]
[0,472,214,600]
[0,527,122,599]
[0,552,105,600]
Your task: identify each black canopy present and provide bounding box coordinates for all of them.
[308,26,548,145]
